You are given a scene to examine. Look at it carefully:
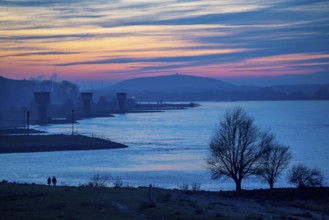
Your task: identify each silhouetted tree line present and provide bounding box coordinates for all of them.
[104,87,329,102]
[0,76,79,109]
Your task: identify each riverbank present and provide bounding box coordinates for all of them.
[0,182,328,219]
[0,134,128,154]
[0,127,45,135]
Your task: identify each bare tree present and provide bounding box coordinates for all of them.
[288,164,324,188]
[89,173,111,187]
[207,107,271,191]
[256,141,292,189]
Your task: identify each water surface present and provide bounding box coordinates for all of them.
[1,101,328,190]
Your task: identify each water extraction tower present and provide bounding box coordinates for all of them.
[34,92,50,124]
[80,92,93,116]
[116,92,127,113]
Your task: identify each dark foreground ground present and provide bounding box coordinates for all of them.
[0,134,127,154]
[0,182,328,220]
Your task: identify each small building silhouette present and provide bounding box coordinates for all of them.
[34,92,50,124]
[80,92,93,116]
[116,92,127,113]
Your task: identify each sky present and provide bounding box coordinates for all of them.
[1,0,329,85]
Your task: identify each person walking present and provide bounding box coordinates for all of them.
[52,176,57,186]
[47,177,51,186]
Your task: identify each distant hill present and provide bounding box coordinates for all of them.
[99,74,329,101]
[109,74,236,92]
[2,75,328,105]
[223,72,329,86]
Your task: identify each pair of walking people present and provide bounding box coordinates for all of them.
[47,176,57,186]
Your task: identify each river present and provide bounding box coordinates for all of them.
[1,101,328,190]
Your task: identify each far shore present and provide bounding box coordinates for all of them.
[0,127,45,135]
[0,134,128,154]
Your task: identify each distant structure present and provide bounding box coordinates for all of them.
[116,92,127,113]
[34,92,50,124]
[80,92,93,116]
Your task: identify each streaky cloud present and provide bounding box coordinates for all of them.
[0,51,79,58]
[0,0,89,7]
[0,0,329,83]
[57,51,249,67]
[0,34,96,41]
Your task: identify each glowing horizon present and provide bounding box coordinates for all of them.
[1,0,329,85]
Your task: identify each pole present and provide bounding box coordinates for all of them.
[27,110,30,136]
[71,109,74,135]
[149,184,153,201]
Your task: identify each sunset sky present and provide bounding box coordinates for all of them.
[1,0,329,85]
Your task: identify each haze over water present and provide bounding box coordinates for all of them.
[1,101,328,190]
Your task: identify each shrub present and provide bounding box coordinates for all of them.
[179,183,189,191]
[288,164,324,188]
[113,178,124,188]
[89,173,110,187]
[191,182,201,191]
[1,179,8,184]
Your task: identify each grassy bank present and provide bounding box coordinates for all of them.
[0,134,127,154]
[0,182,328,219]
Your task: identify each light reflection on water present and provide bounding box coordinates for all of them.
[1,101,328,190]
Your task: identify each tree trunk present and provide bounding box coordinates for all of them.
[269,179,274,189]
[235,179,242,191]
